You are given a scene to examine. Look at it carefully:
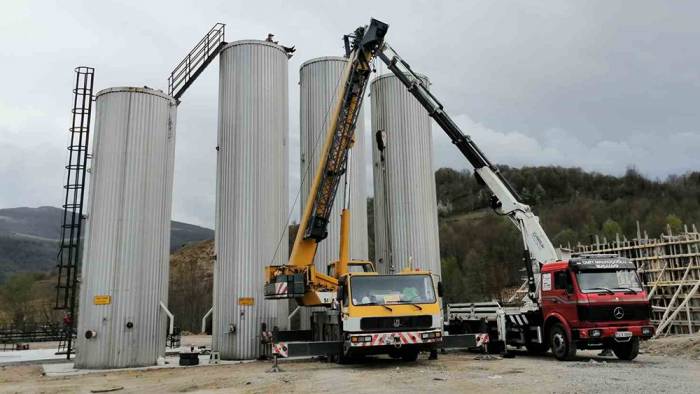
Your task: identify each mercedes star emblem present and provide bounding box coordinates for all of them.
[613,306,625,319]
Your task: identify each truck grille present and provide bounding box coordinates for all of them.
[360,315,432,331]
[577,304,650,322]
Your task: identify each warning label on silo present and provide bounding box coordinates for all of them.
[94,295,111,305]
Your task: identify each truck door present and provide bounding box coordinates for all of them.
[543,269,577,323]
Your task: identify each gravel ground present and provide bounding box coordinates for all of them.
[0,348,698,393]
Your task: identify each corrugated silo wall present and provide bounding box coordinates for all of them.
[75,87,176,369]
[298,57,369,328]
[213,40,289,360]
[370,74,441,276]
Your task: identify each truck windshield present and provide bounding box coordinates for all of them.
[350,275,436,305]
[576,269,643,293]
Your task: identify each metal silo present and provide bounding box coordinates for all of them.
[299,56,369,275]
[75,87,177,369]
[370,74,441,276]
[214,40,289,360]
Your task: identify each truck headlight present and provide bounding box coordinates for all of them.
[642,327,653,336]
[588,329,602,338]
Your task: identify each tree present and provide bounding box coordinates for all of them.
[602,219,622,241]
[666,214,683,233]
[0,273,38,325]
[552,228,578,248]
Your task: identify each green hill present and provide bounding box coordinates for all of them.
[436,166,700,302]
[0,206,214,284]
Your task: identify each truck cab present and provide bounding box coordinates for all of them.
[540,255,654,360]
[336,271,443,361]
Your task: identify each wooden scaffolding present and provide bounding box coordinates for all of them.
[574,224,700,336]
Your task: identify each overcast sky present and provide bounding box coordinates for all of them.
[1,1,698,228]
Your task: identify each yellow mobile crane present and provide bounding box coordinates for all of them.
[264,19,447,362]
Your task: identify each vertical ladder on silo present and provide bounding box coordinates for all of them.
[168,23,226,102]
[54,66,95,359]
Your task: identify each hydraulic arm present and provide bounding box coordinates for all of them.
[375,43,558,300]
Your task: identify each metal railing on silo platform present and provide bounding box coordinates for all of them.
[168,23,226,101]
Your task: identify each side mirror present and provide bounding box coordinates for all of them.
[437,281,444,298]
[566,283,574,295]
[565,271,575,294]
[337,284,345,303]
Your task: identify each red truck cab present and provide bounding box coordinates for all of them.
[539,255,654,360]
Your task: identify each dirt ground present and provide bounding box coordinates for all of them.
[640,333,700,359]
[1,345,699,394]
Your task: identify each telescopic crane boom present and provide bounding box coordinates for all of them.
[375,44,559,301]
[265,19,389,306]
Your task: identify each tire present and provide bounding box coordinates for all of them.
[612,337,640,361]
[549,323,576,361]
[401,348,420,362]
[336,343,353,364]
[487,340,506,354]
[525,342,549,355]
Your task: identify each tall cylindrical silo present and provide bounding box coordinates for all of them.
[214,40,289,360]
[75,87,177,369]
[370,74,441,276]
[299,56,369,274]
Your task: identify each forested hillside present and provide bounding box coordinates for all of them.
[436,166,700,303]
[2,167,699,329]
[0,206,214,283]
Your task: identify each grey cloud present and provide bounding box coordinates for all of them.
[0,1,697,228]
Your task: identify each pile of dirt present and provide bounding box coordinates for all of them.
[170,239,214,269]
[641,333,700,359]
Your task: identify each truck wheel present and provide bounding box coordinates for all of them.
[525,342,549,355]
[336,344,353,364]
[612,337,639,361]
[487,340,505,354]
[549,323,576,361]
[401,348,419,362]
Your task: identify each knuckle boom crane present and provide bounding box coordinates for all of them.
[374,44,558,303]
[373,29,653,361]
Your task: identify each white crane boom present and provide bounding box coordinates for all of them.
[376,43,559,301]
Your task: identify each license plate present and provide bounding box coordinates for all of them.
[615,331,632,338]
